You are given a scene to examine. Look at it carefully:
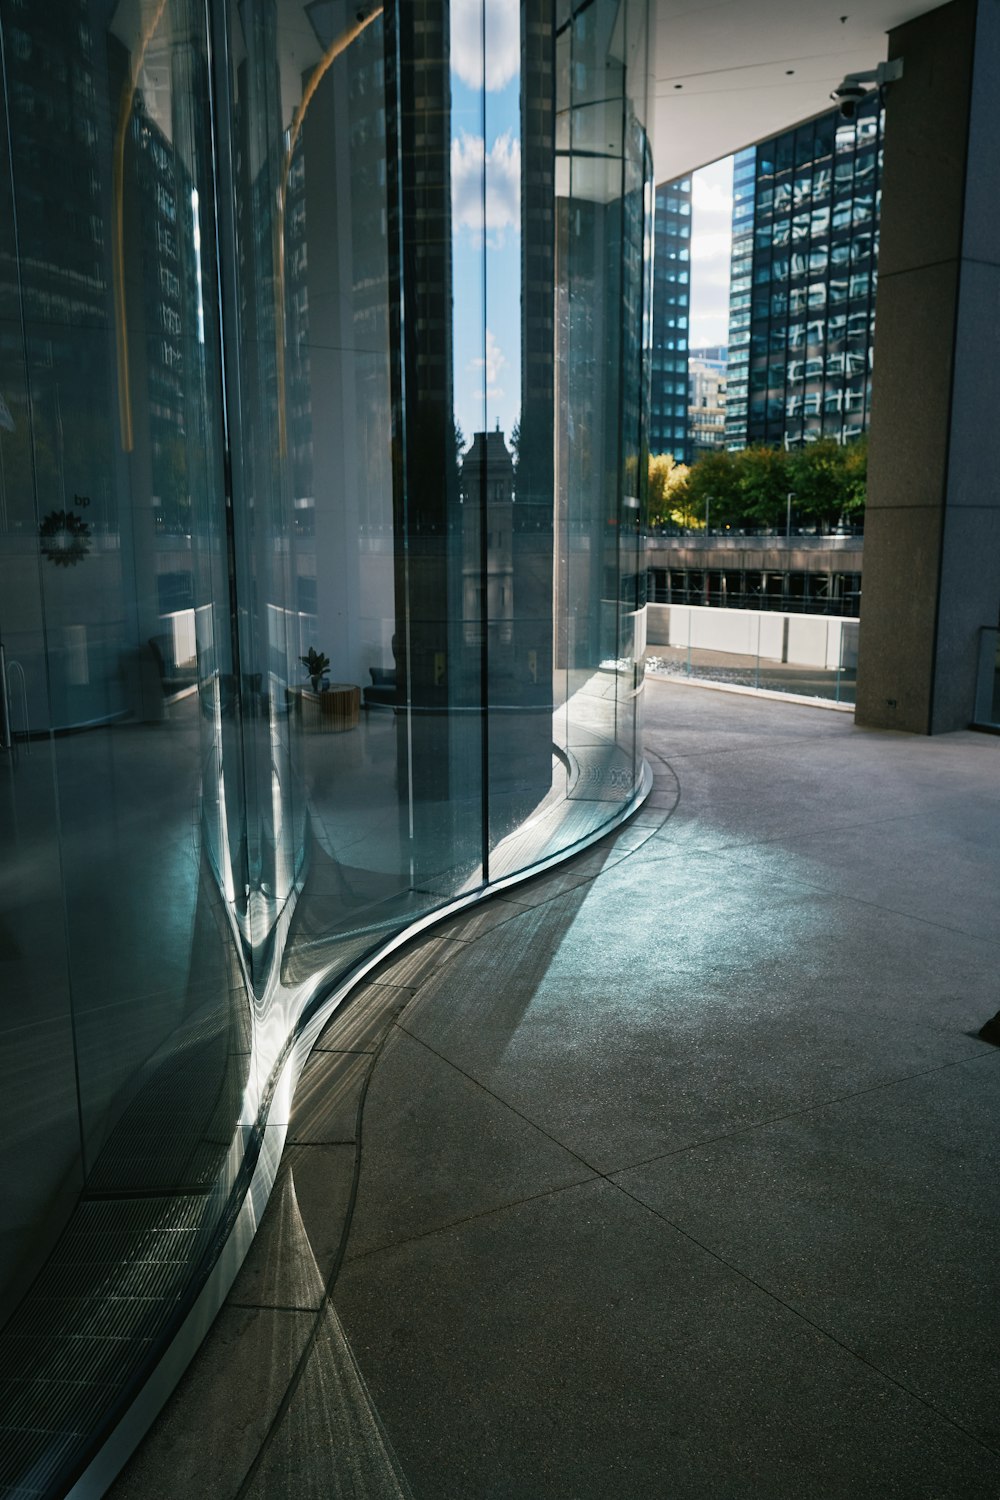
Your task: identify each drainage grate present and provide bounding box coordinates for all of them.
[0,1193,212,1495]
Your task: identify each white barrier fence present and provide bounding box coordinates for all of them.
[647,603,859,672]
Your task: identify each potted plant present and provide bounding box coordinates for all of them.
[300,647,330,693]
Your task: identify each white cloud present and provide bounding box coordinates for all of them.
[691,230,732,264]
[688,157,733,348]
[451,0,520,92]
[469,328,507,392]
[451,131,521,239]
[691,174,733,225]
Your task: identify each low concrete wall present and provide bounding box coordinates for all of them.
[647,603,859,671]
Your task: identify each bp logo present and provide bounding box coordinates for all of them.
[39,509,91,567]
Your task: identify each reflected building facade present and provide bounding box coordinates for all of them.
[0,0,653,1491]
[725,99,883,450]
[688,346,728,455]
[649,173,691,460]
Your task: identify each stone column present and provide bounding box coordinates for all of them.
[856,0,1000,732]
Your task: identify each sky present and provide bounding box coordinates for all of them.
[447,0,735,453]
[450,0,522,454]
[688,156,734,350]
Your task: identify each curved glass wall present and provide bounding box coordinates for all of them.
[0,0,651,1489]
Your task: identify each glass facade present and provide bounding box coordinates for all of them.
[649,174,691,459]
[0,0,652,1489]
[725,99,883,450]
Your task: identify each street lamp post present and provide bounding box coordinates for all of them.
[786,490,795,539]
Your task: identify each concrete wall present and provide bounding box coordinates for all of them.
[856,0,1000,732]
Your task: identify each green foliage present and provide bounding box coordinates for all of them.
[299,648,330,684]
[647,451,689,526]
[788,438,854,528]
[672,438,868,532]
[735,446,789,529]
[841,433,868,516]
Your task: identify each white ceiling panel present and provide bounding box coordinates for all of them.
[652,0,946,178]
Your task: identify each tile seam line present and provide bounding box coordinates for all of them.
[232,1016,414,1500]
[639,806,933,854]
[643,730,962,761]
[601,1045,1000,1178]
[392,1021,602,1178]
[608,1177,1000,1462]
[646,740,985,765]
[742,872,1000,948]
[334,1034,1000,1471]
[643,732,857,762]
[640,825,1000,947]
[640,844,1000,947]
[642,824,1000,867]
[341,1174,603,1266]
[641,742,898,852]
[396,1018,998,1197]
[623,844,1000,949]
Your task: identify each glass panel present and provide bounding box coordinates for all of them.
[0,0,652,1484]
[481,2,561,870]
[0,58,84,1318]
[552,0,651,839]
[0,7,252,1477]
[0,0,248,1188]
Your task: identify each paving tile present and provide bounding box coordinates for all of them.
[336,1179,1000,1500]
[723,810,1000,942]
[104,681,1000,1500]
[371,936,465,991]
[227,1144,355,1312]
[345,1029,594,1258]
[555,844,999,1037]
[106,1306,315,1499]
[431,897,530,942]
[613,1053,1000,1448]
[242,1301,411,1500]
[314,982,413,1054]
[398,871,986,1173]
[497,863,597,907]
[591,821,658,853]
[626,804,670,826]
[288,1050,371,1145]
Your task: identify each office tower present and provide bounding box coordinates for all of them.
[725,98,882,450]
[688,347,728,455]
[649,174,692,459]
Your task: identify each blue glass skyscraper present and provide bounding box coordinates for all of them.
[726,99,883,450]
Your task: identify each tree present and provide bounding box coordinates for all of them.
[786,436,868,528]
[787,438,849,530]
[841,434,868,520]
[675,437,868,534]
[674,448,741,529]
[647,451,689,527]
[735,445,790,530]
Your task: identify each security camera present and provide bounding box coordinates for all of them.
[830,59,903,119]
[831,79,869,119]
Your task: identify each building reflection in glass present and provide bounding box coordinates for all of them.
[0,0,652,1489]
